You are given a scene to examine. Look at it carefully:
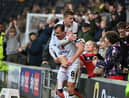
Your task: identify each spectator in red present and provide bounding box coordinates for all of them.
[80,40,103,77]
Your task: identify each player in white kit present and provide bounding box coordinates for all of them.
[49,10,78,64]
[54,24,84,98]
[49,10,82,98]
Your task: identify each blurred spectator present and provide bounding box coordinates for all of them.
[78,23,94,42]
[93,31,124,80]
[31,4,41,13]
[16,14,26,34]
[39,17,57,50]
[38,17,57,67]
[107,4,119,30]
[5,20,21,63]
[94,19,101,42]
[64,2,74,11]
[37,23,45,37]
[93,10,101,20]
[108,4,117,15]
[100,20,108,37]
[18,32,43,66]
[0,23,6,60]
[98,37,108,58]
[117,3,127,22]
[22,7,31,17]
[75,14,85,32]
[73,0,89,9]
[94,17,109,41]
[0,24,5,33]
[117,22,129,80]
[108,13,119,30]
[84,9,92,24]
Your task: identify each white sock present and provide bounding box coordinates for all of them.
[57,67,67,89]
[57,79,64,89]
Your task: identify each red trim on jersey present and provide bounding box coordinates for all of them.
[80,53,96,75]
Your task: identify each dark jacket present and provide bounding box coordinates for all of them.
[96,43,122,77]
[38,27,53,49]
[78,30,94,42]
[120,36,129,69]
[27,38,43,66]
[94,27,102,42]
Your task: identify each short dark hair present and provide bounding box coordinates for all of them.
[117,22,126,29]
[105,31,120,44]
[54,24,65,32]
[64,10,74,17]
[29,32,37,36]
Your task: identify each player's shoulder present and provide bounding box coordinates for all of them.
[73,21,78,26]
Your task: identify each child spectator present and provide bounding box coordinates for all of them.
[80,40,103,77]
[98,37,108,58]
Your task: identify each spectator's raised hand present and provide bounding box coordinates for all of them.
[9,21,13,26]
[67,58,74,66]
[13,20,17,25]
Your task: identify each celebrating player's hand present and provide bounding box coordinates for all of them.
[67,58,74,66]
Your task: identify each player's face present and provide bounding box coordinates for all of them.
[64,15,74,26]
[55,27,64,39]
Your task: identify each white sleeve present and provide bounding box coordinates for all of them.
[49,46,58,59]
[49,31,62,59]
[72,22,78,33]
[49,31,57,59]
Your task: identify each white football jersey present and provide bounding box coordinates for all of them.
[49,20,78,59]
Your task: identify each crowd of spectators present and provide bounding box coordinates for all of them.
[0,0,129,81]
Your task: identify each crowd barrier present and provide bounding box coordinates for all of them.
[0,62,128,98]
